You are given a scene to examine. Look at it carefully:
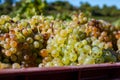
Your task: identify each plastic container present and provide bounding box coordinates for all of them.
[0,63,120,80]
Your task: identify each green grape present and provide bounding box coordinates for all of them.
[83,17,87,23]
[2,15,11,21]
[26,37,33,43]
[60,30,68,37]
[0,18,5,25]
[38,42,43,49]
[15,32,25,42]
[51,50,59,58]
[3,44,10,49]
[70,62,77,66]
[74,42,83,49]
[56,37,65,44]
[116,50,120,61]
[77,48,84,55]
[44,56,52,62]
[103,49,117,62]
[66,45,73,50]
[52,58,62,64]
[86,37,92,44]
[69,53,77,62]
[34,34,42,41]
[45,62,53,67]
[92,40,100,46]
[22,29,28,36]
[95,56,105,64]
[67,39,76,45]
[83,45,91,53]
[38,63,44,68]
[83,56,95,65]
[79,31,86,40]
[62,56,70,65]
[66,27,72,33]
[110,55,117,62]
[91,47,102,58]
[27,27,33,35]
[91,36,96,41]
[20,20,28,27]
[53,61,63,67]
[10,55,17,62]
[33,41,40,48]
[103,49,112,59]
[78,54,86,65]
[62,49,69,56]
[12,63,21,69]
[81,40,88,46]
[0,63,11,69]
[98,42,105,49]
[10,47,17,54]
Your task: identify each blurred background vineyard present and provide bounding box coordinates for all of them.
[0,0,120,26]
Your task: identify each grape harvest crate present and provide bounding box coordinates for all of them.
[0,63,120,80]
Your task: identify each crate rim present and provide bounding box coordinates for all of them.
[0,62,120,76]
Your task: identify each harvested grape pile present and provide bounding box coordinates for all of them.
[0,13,120,69]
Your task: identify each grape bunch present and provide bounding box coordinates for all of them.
[0,15,54,68]
[0,13,120,69]
[39,13,119,67]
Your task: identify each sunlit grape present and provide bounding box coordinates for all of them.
[51,50,59,58]
[45,62,53,67]
[62,56,70,65]
[33,41,40,48]
[10,47,17,54]
[91,47,102,58]
[78,54,86,64]
[3,44,10,49]
[60,30,68,37]
[12,63,21,69]
[83,45,91,53]
[69,53,77,62]
[26,37,33,43]
[83,56,95,65]
[81,40,88,45]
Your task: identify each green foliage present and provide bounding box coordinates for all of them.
[12,0,47,18]
[79,2,120,23]
[0,0,120,22]
[113,19,120,29]
[0,0,13,15]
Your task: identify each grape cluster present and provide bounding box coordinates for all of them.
[39,14,120,67]
[0,13,120,69]
[0,15,53,68]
